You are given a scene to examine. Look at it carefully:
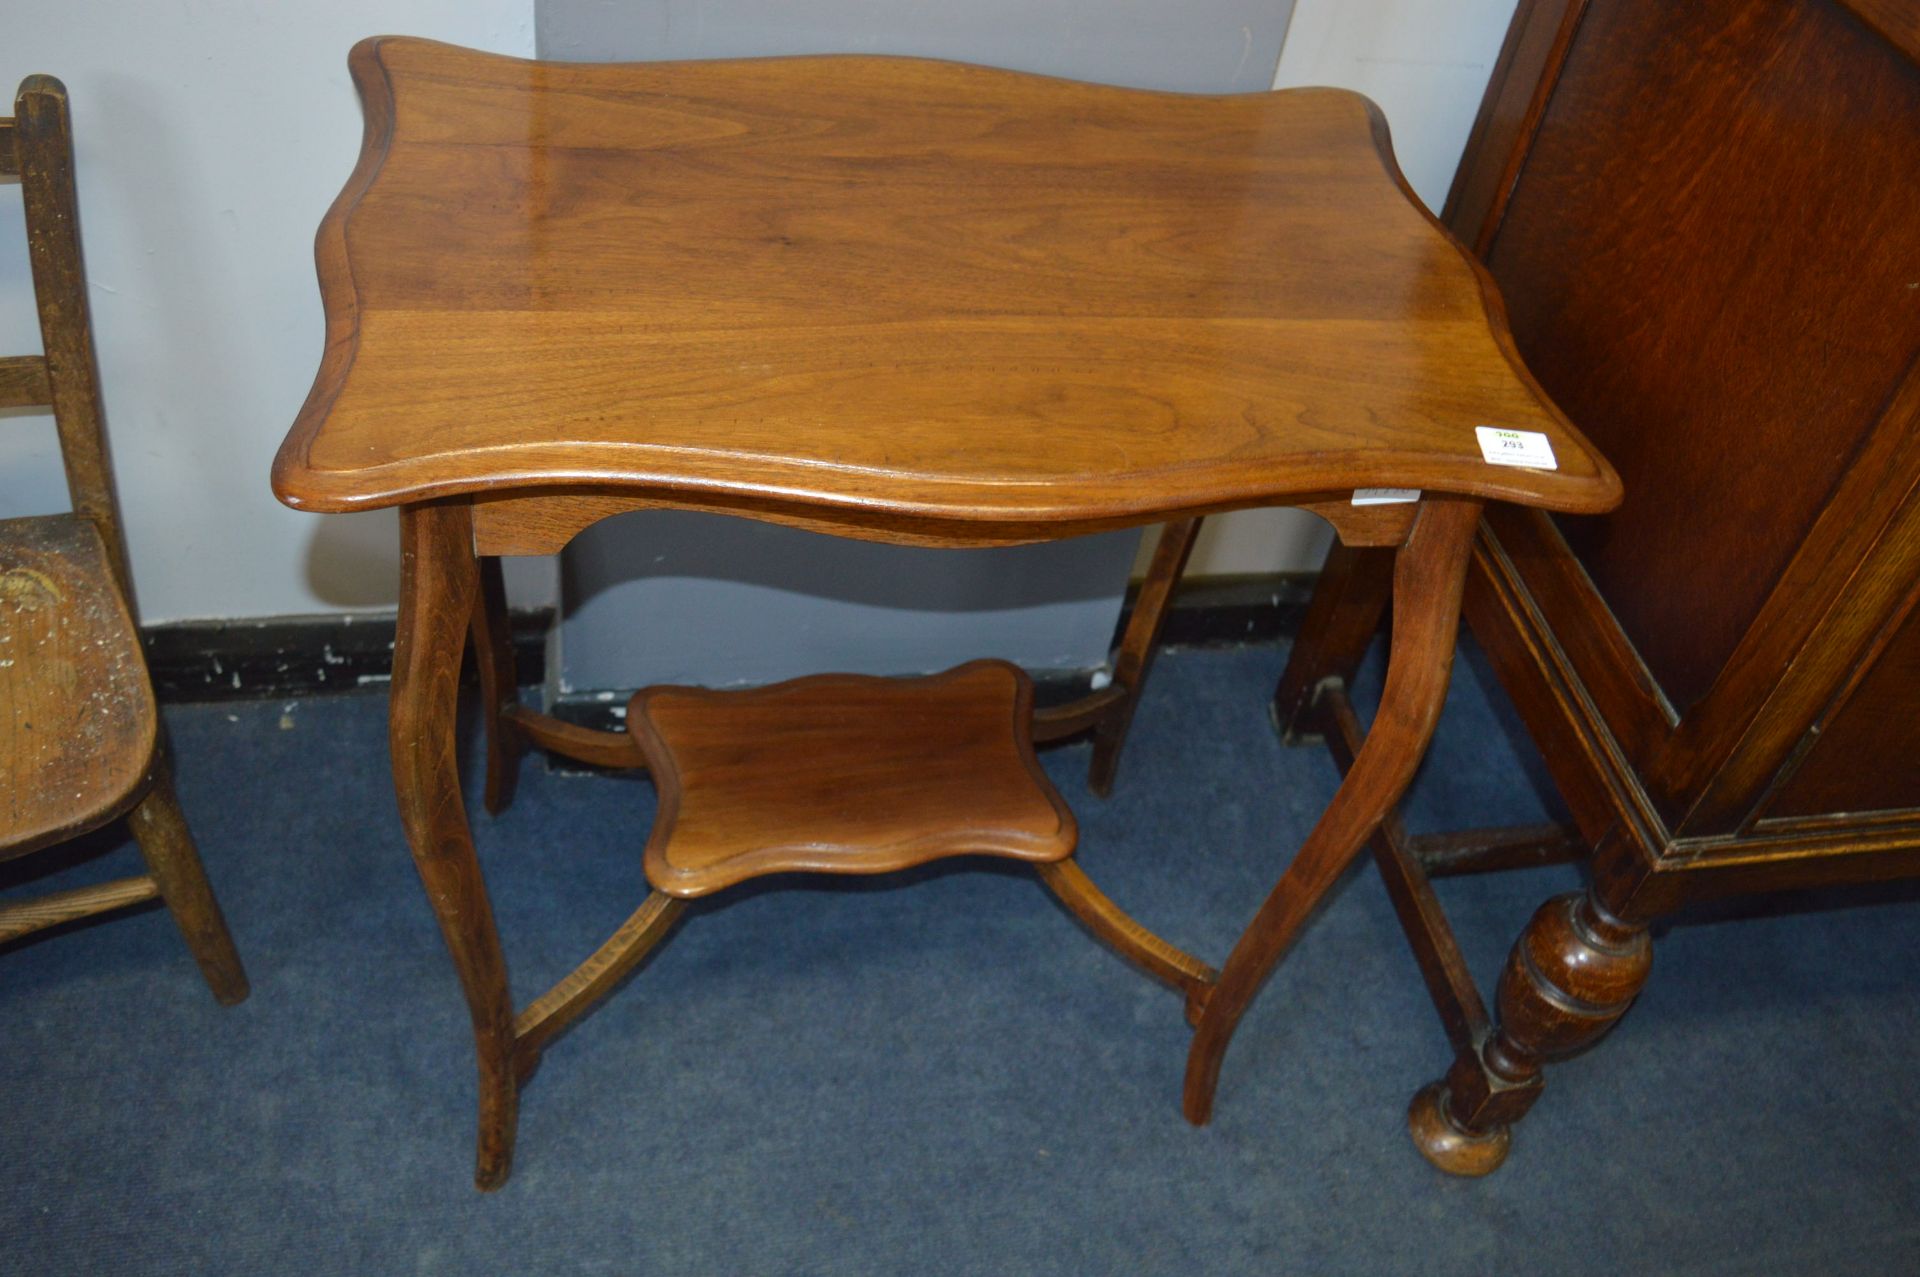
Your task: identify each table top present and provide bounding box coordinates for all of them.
[272,37,1620,536]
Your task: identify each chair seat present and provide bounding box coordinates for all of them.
[0,514,158,859]
[627,659,1077,898]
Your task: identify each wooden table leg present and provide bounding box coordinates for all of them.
[1089,518,1201,797]
[1184,496,1482,1125]
[1269,540,1394,745]
[1408,871,1652,1175]
[470,554,526,815]
[393,502,522,1190]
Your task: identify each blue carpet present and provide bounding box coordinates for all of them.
[3,643,1916,1274]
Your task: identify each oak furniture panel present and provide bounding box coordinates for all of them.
[1273,0,1920,1175]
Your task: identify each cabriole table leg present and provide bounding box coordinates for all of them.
[393,501,523,1190]
[1184,497,1482,1125]
[470,554,526,815]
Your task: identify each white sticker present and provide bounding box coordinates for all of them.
[1351,488,1420,506]
[1476,426,1558,470]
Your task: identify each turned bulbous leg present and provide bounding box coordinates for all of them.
[1410,887,1652,1176]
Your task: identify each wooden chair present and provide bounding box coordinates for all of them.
[0,75,247,1003]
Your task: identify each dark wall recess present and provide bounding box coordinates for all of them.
[141,573,1318,704]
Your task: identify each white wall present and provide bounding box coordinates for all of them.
[1276,0,1519,203]
[0,2,536,624]
[1165,0,1520,579]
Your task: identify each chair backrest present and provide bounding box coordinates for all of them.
[1,75,134,609]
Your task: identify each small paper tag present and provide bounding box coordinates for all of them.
[1351,488,1420,506]
[1476,426,1558,470]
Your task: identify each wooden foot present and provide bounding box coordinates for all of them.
[1412,886,1652,1175]
[471,555,525,816]
[394,503,522,1190]
[126,760,250,1006]
[1184,497,1480,1125]
[1035,858,1217,1009]
[1089,518,1200,797]
[1408,1081,1510,1176]
[1269,541,1393,745]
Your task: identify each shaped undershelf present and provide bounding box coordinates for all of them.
[627,660,1077,899]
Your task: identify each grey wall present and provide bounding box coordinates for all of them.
[540,0,1296,693]
[537,1,1293,92]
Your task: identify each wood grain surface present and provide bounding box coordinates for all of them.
[629,660,1076,898]
[1484,0,1920,711]
[0,514,157,859]
[272,39,1619,538]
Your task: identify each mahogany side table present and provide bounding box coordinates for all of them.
[272,38,1620,1189]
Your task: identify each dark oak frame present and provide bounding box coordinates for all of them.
[1274,0,1920,1174]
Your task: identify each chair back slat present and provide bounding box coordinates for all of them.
[9,75,135,608]
[0,119,16,177]
[0,353,51,408]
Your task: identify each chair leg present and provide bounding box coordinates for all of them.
[1184,497,1481,1125]
[395,502,521,1191]
[471,555,526,816]
[1089,518,1201,797]
[125,759,249,1006]
[1269,541,1394,745]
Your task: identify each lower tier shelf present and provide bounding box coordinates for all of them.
[626,659,1078,898]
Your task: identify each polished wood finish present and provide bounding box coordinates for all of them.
[470,555,523,815]
[1839,0,1920,62]
[1488,0,1920,713]
[279,41,1619,1187]
[470,487,1424,556]
[1186,496,1483,1124]
[274,38,1618,534]
[500,703,647,771]
[1317,686,1488,1060]
[391,501,518,1189]
[1412,882,1651,1176]
[1441,0,1591,259]
[512,891,685,1063]
[629,662,1076,899]
[1034,859,1218,1024]
[1282,0,1920,1174]
[1405,823,1585,879]
[1765,599,1920,819]
[0,77,246,1004]
[1030,686,1128,744]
